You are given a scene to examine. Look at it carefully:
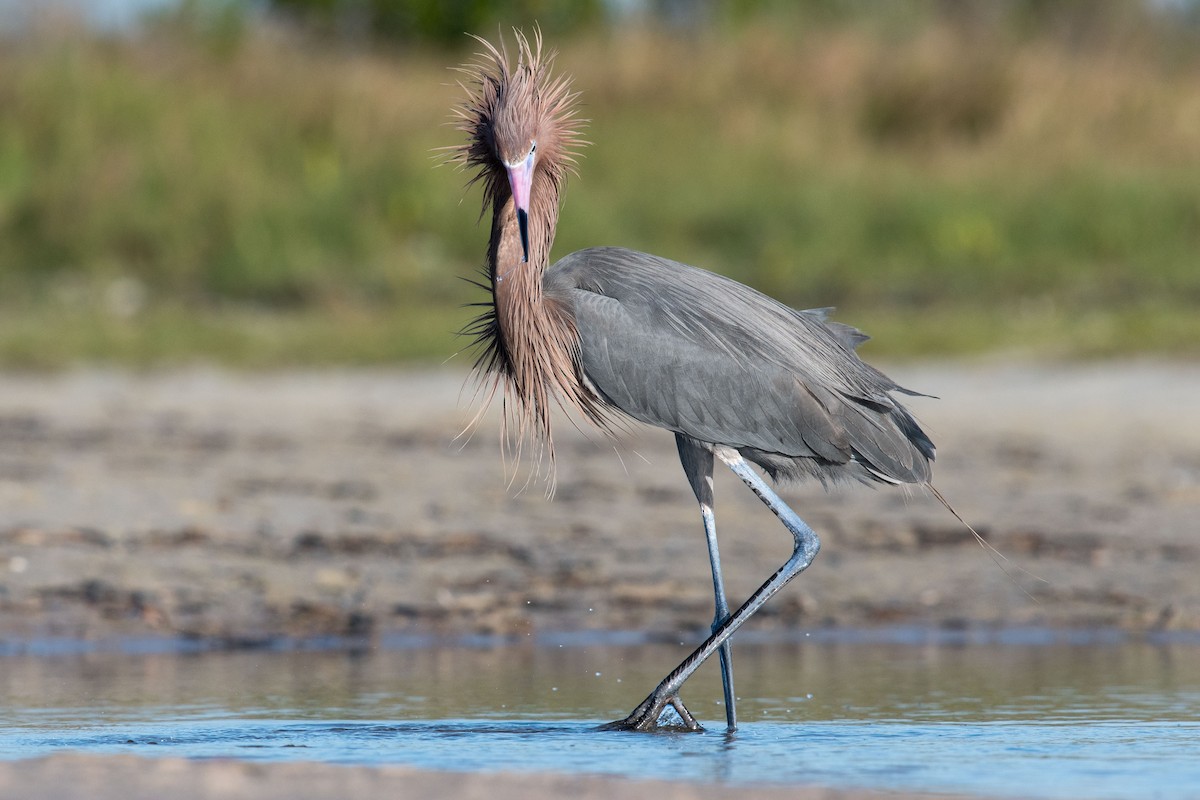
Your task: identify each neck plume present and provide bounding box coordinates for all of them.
[465,161,605,482]
[453,30,605,483]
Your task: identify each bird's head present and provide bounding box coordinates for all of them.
[450,29,585,264]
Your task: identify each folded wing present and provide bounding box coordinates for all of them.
[544,247,934,485]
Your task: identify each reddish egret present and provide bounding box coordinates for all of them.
[449,31,935,732]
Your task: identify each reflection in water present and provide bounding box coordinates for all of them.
[2,638,1197,723]
[0,639,1198,798]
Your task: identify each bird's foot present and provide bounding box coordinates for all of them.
[600,691,703,732]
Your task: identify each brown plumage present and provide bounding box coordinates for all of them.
[450,31,606,469]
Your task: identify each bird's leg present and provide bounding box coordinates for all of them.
[603,450,821,733]
[675,434,737,731]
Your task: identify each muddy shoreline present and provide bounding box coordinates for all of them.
[0,361,1197,646]
[0,753,970,800]
[2,362,1197,800]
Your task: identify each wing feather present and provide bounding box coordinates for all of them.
[545,247,934,484]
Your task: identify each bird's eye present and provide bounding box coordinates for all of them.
[529,141,537,156]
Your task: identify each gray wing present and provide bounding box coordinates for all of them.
[544,247,934,485]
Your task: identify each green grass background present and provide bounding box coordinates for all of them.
[1,5,1198,367]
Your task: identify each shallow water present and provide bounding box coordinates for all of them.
[1,635,1198,798]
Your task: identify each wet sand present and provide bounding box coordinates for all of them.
[0,361,1196,644]
[0,753,966,800]
[0,362,1197,799]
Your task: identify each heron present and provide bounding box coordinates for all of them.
[448,31,936,733]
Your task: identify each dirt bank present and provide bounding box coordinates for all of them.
[0,361,1196,645]
[0,753,967,800]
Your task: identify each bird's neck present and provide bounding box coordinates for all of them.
[479,177,602,462]
[487,187,557,337]
[488,176,557,283]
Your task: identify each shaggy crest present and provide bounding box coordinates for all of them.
[448,30,586,218]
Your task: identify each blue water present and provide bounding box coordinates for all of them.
[1,636,1198,798]
[4,717,1200,799]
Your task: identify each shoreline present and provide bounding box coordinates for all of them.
[0,362,1197,643]
[2,362,1196,800]
[0,753,972,800]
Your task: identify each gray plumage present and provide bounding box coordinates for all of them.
[546,246,934,486]
[451,31,940,733]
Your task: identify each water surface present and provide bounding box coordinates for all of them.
[1,635,1198,798]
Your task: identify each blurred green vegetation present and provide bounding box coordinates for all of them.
[0,2,1198,367]
[266,0,605,44]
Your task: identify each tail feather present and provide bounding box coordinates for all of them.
[927,483,1047,600]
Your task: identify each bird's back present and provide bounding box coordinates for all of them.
[544,246,935,486]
